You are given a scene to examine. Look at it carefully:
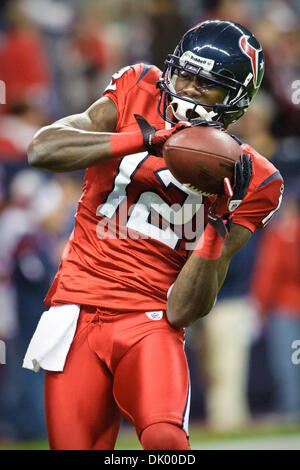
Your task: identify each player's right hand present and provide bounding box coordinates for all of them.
[134,114,191,157]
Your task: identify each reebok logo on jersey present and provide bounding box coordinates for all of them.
[146,310,163,321]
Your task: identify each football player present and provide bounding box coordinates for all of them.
[24,20,283,450]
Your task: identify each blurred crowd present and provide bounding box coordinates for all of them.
[0,0,300,442]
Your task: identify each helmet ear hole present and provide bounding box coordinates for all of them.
[219,69,234,79]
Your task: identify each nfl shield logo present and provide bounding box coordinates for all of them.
[146,310,163,321]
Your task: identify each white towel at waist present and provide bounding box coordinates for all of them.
[23,304,80,372]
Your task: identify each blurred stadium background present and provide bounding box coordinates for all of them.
[0,0,300,450]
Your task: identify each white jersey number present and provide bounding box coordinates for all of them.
[97,153,203,249]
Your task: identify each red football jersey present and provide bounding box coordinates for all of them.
[44,63,283,312]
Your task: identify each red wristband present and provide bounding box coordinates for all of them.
[110,132,145,158]
[194,223,223,260]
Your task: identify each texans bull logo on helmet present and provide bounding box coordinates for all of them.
[239,35,263,89]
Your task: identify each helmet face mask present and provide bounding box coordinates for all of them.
[157,20,264,127]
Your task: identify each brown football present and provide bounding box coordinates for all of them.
[163,126,242,196]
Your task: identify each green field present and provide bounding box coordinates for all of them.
[1,421,300,450]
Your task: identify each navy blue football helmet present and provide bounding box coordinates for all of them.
[157,20,264,126]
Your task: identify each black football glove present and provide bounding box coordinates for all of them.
[134,114,190,157]
[207,152,253,240]
[227,152,253,212]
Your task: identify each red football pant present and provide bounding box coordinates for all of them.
[44,306,191,450]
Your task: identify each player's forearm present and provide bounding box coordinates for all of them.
[166,254,229,328]
[167,223,252,329]
[27,125,114,172]
[28,125,146,173]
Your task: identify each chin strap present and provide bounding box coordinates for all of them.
[190,119,224,128]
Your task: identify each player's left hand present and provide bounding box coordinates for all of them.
[226,152,252,212]
[207,152,252,240]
